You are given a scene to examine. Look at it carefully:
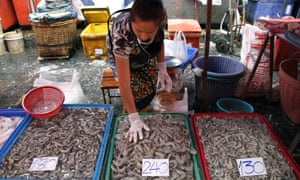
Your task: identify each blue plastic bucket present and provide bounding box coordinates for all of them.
[216,98,254,113]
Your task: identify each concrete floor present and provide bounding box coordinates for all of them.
[1,27,300,167]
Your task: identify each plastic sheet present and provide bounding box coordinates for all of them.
[33,67,89,104]
[37,0,72,12]
[29,8,77,23]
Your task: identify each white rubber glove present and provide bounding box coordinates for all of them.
[125,112,150,143]
[157,62,173,92]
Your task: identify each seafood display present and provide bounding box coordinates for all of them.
[108,113,201,179]
[0,107,110,179]
[195,114,298,179]
[0,116,23,149]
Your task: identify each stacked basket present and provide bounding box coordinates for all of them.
[30,0,77,60]
[31,18,77,60]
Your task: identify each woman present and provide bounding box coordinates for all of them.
[106,0,172,143]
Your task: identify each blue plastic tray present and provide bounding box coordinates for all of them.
[0,104,114,180]
[0,109,32,165]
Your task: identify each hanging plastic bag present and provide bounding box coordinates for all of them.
[164,30,188,61]
[173,30,188,61]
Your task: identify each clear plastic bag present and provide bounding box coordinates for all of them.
[33,68,88,104]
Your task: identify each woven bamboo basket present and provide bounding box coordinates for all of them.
[279,53,300,124]
[31,18,77,59]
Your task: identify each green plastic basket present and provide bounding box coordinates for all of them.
[103,113,204,180]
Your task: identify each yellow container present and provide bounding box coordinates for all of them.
[80,7,111,60]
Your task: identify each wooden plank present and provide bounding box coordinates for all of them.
[101,68,119,89]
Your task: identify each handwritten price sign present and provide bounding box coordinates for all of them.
[142,159,169,176]
[236,157,267,176]
[29,157,58,171]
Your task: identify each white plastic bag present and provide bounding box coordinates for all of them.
[164,31,188,61]
[235,24,270,98]
[173,30,188,61]
[164,39,175,58]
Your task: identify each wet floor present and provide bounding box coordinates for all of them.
[1,28,300,166]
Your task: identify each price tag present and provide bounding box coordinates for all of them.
[142,159,169,176]
[199,0,222,6]
[95,48,103,55]
[29,157,58,171]
[236,157,267,177]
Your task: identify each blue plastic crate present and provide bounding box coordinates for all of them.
[246,0,294,24]
[0,104,114,180]
[0,109,32,164]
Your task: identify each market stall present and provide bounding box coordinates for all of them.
[1,0,300,179]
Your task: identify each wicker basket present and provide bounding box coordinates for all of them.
[279,56,300,124]
[31,18,77,59]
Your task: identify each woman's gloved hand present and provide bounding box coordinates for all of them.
[157,62,173,92]
[125,112,150,143]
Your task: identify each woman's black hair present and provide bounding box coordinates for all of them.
[130,0,166,25]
